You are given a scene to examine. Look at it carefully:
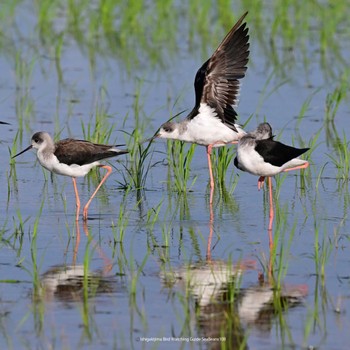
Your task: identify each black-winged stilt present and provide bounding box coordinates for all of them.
[12,132,128,221]
[234,122,309,231]
[154,12,250,203]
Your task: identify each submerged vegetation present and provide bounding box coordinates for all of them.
[0,0,349,349]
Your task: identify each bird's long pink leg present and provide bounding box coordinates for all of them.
[72,177,81,221]
[268,177,274,232]
[83,165,112,221]
[282,162,309,173]
[207,145,215,205]
[258,176,265,190]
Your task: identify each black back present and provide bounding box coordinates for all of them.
[54,139,126,166]
[255,139,309,167]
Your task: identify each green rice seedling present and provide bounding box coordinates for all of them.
[302,305,320,349]
[273,220,296,289]
[188,0,211,49]
[79,235,109,341]
[81,239,93,340]
[145,200,163,230]
[0,217,8,241]
[20,198,46,337]
[163,190,191,225]
[302,127,322,159]
[271,291,295,347]
[121,134,155,191]
[211,145,236,188]
[80,87,115,144]
[8,134,21,206]
[324,119,341,149]
[14,52,36,136]
[296,89,321,127]
[60,190,69,218]
[258,198,295,284]
[240,1,348,82]
[220,177,240,204]
[313,225,334,280]
[111,189,131,243]
[222,255,244,303]
[0,0,20,31]
[128,250,149,329]
[54,33,65,83]
[303,224,333,345]
[111,242,128,278]
[10,210,30,255]
[167,141,197,193]
[35,0,59,44]
[147,224,171,264]
[325,83,347,122]
[326,131,349,181]
[120,80,157,191]
[31,199,44,241]
[66,0,88,46]
[8,130,20,165]
[315,162,328,192]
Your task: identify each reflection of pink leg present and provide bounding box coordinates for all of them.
[207,145,215,205]
[83,165,112,221]
[73,223,81,265]
[72,178,81,221]
[206,202,214,261]
[82,221,113,274]
[258,176,265,190]
[268,177,274,231]
[283,161,309,173]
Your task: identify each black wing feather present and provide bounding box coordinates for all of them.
[187,12,250,130]
[255,139,309,167]
[54,139,123,166]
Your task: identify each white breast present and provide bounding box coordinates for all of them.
[183,103,242,145]
[37,151,99,177]
[236,144,282,176]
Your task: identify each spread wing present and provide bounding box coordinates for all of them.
[188,12,250,130]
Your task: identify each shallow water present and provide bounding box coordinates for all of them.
[1,1,350,349]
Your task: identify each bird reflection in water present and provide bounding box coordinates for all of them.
[161,221,308,349]
[40,222,119,303]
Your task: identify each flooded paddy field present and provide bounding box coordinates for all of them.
[0,1,350,349]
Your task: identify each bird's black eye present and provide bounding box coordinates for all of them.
[33,137,42,144]
[162,125,173,133]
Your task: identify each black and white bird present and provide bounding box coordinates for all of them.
[154,12,250,203]
[234,122,309,230]
[12,132,128,221]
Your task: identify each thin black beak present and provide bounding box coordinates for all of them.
[0,121,10,125]
[138,108,187,145]
[12,145,33,159]
[140,133,160,144]
[117,149,129,156]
